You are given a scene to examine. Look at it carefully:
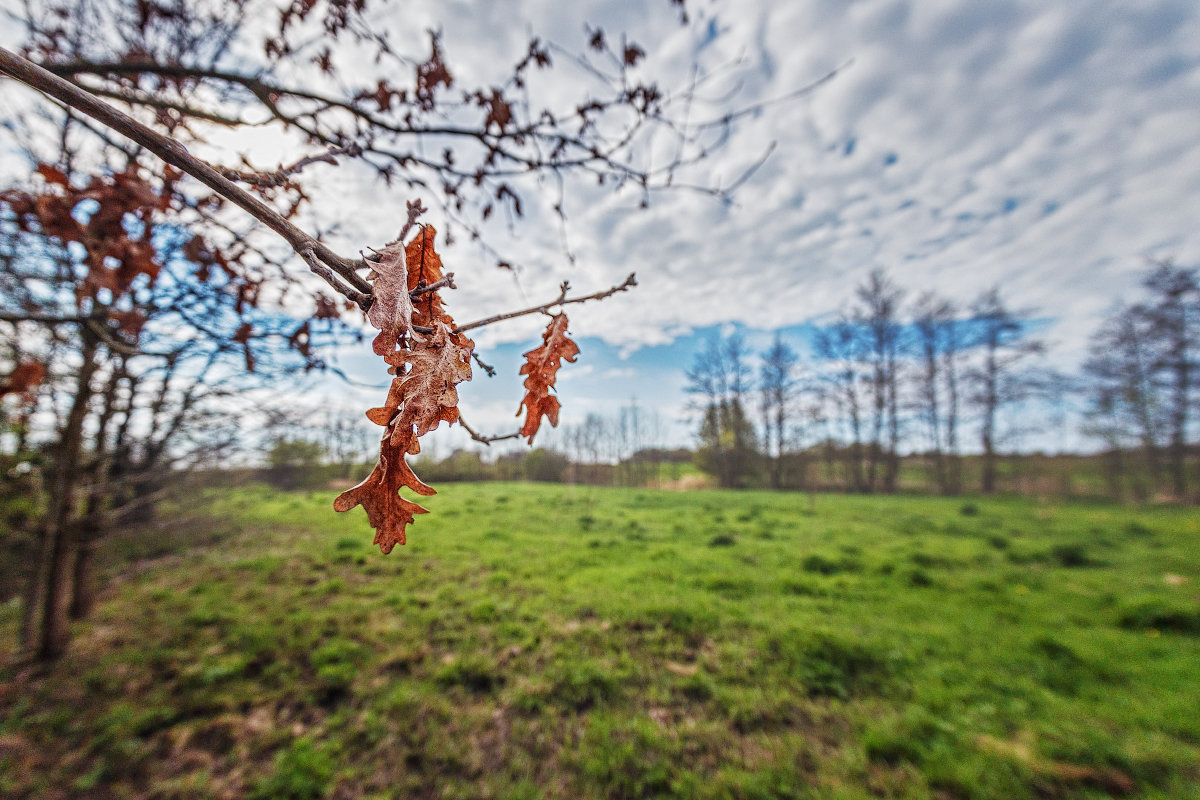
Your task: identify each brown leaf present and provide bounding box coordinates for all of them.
[333,432,434,554]
[35,163,70,187]
[389,321,474,443]
[366,240,414,356]
[517,313,579,443]
[0,361,47,400]
[403,225,471,346]
[481,88,512,133]
[415,32,453,111]
[1,167,171,312]
[337,318,471,551]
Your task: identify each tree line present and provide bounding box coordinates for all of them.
[255,260,1200,502]
[690,262,1199,501]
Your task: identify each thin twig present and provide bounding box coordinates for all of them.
[410,273,455,298]
[457,414,520,445]
[216,143,364,188]
[0,311,89,324]
[471,350,496,378]
[397,199,429,244]
[455,272,637,333]
[300,248,369,310]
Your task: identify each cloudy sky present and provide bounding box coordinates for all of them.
[329,0,1200,453]
[4,0,1200,453]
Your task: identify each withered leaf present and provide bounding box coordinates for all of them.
[334,430,435,554]
[366,240,414,356]
[337,253,471,552]
[0,361,47,400]
[415,32,453,111]
[517,313,579,444]
[388,321,474,444]
[404,225,449,328]
[35,163,70,187]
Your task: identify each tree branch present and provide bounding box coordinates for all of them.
[0,46,372,303]
[455,272,637,333]
[456,414,520,445]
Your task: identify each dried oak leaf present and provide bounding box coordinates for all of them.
[337,321,471,552]
[373,321,474,448]
[517,313,579,444]
[366,240,414,356]
[333,426,434,554]
[415,32,453,111]
[405,225,451,329]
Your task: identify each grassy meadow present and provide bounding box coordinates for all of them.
[2,483,1199,799]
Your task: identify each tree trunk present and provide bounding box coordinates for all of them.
[884,363,900,493]
[980,345,999,495]
[70,497,103,620]
[981,427,997,494]
[28,331,99,661]
[1170,356,1188,499]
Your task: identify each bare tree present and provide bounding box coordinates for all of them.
[814,317,868,492]
[911,291,961,494]
[967,288,1044,494]
[759,333,799,489]
[1082,305,1163,499]
[1083,260,1199,501]
[1140,260,1198,499]
[853,269,904,492]
[686,332,759,488]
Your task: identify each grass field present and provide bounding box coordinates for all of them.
[2,484,1199,799]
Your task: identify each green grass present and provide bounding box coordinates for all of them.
[2,484,1199,798]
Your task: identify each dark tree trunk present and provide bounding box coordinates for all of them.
[26,331,99,660]
[69,494,104,620]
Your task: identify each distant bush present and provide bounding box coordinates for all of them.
[959,502,980,516]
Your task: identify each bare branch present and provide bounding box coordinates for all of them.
[216,143,364,188]
[0,46,371,302]
[411,273,455,298]
[455,272,637,333]
[471,350,497,378]
[457,414,520,446]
